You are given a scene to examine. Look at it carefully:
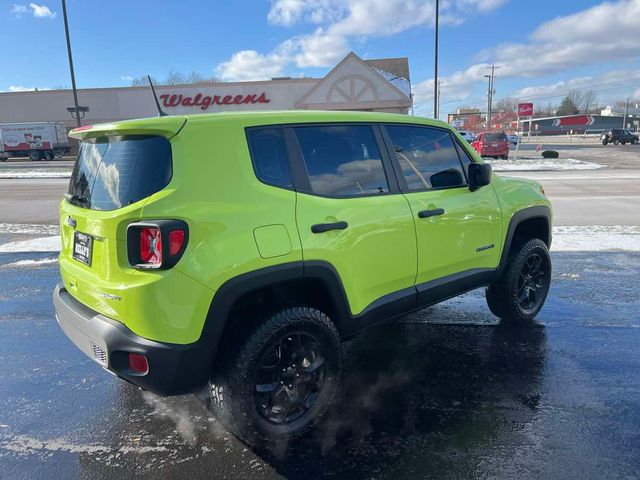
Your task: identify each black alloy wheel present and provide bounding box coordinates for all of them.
[254,332,326,424]
[517,252,548,311]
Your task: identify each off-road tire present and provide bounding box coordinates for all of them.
[208,307,341,445]
[486,238,551,323]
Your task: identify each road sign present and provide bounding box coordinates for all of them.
[452,119,464,128]
[518,103,534,116]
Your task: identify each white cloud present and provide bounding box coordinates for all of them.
[11,3,56,18]
[11,4,28,15]
[215,49,291,81]
[413,0,640,112]
[511,70,640,100]
[216,0,508,80]
[29,3,56,18]
[8,85,36,92]
[120,75,134,82]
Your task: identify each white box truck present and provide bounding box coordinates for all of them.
[0,122,71,161]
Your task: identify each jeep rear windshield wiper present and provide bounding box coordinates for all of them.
[65,193,89,206]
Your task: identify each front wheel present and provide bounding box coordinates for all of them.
[486,238,551,323]
[29,150,42,161]
[602,140,608,145]
[613,139,620,145]
[208,307,341,445]
[633,139,638,144]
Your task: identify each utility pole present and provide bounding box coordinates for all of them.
[433,0,439,119]
[484,65,498,130]
[436,80,443,119]
[62,0,81,128]
[623,97,630,129]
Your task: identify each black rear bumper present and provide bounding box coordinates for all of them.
[53,284,213,396]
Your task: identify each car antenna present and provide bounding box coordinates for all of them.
[147,75,167,117]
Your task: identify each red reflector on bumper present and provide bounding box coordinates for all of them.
[128,353,149,374]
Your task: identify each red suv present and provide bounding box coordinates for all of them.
[471,132,509,159]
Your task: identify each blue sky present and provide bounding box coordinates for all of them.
[3,0,640,117]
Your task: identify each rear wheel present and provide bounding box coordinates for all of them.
[486,238,551,323]
[208,307,341,445]
[29,150,41,161]
[44,150,54,161]
[602,140,608,145]
[613,139,620,145]
[633,139,638,145]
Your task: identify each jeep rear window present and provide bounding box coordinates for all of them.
[483,133,507,142]
[68,135,172,211]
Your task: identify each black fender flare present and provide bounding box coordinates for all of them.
[200,260,352,343]
[497,205,552,274]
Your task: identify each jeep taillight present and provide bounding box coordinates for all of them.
[127,220,189,270]
[140,227,162,266]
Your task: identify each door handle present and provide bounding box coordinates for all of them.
[311,221,348,234]
[418,208,445,219]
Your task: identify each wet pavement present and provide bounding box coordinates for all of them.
[1,250,639,479]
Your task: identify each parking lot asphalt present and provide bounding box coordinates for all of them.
[1,250,639,479]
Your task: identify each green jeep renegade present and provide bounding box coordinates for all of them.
[53,110,552,443]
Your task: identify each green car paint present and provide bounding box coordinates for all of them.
[60,110,550,347]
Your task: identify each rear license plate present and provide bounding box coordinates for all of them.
[73,231,93,266]
[491,143,498,147]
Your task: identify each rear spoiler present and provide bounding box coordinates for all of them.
[68,116,187,141]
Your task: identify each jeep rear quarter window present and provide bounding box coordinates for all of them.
[385,125,467,190]
[246,127,292,189]
[68,135,172,211]
[294,125,389,197]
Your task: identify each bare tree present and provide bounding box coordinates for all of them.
[130,70,220,87]
[582,90,597,113]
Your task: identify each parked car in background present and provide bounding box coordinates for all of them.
[471,132,509,159]
[601,129,639,145]
[506,133,519,145]
[457,130,475,143]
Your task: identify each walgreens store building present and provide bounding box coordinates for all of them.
[0,53,411,131]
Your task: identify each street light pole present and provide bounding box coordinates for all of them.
[62,0,81,128]
[433,0,439,119]
[623,97,630,129]
[485,65,498,130]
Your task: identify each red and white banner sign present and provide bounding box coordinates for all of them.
[518,103,534,117]
[552,115,595,126]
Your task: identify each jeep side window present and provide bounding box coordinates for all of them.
[385,125,467,191]
[246,127,292,189]
[294,125,389,197]
[454,140,474,179]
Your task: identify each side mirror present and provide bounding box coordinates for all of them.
[468,162,492,191]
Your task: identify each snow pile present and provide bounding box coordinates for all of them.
[0,223,59,235]
[0,236,61,253]
[1,257,58,268]
[0,170,72,179]
[552,225,640,252]
[488,157,602,171]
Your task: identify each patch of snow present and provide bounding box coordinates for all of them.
[0,236,61,253]
[488,157,602,171]
[0,170,71,179]
[0,223,59,235]
[1,257,59,268]
[372,67,411,97]
[1,433,169,455]
[551,225,640,252]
